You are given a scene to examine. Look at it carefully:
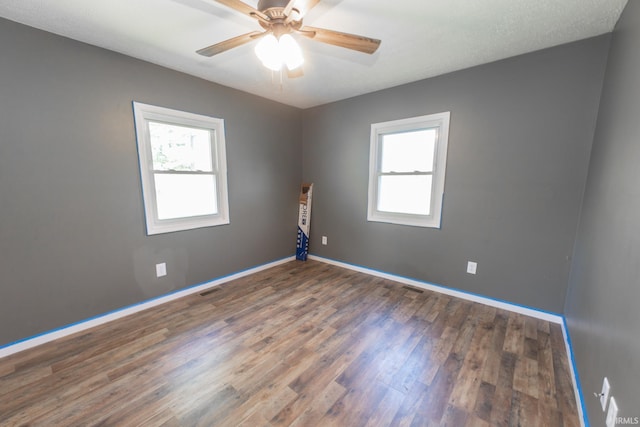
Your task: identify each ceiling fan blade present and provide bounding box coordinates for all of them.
[295,0,321,17]
[214,0,270,22]
[283,0,319,24]
[197,31,265,57]
[298,26,381,54]
[282,0,298,17]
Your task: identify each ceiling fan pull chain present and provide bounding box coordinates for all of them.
[279,68,284,92]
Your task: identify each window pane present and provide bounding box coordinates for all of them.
[377,175,432,215]
[154,174,218,220]
[149,122,213,172]
[380,129,436,173]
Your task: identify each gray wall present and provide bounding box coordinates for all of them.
[302,36,610,313]
[0,18,302,347]
[565,1,640,424]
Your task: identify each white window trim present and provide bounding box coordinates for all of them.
[367,111,450,228]
[132,102,230,235]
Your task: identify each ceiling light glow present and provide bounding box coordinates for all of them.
[255,33,304,72]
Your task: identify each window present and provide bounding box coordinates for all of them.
[367,112,450,228]
[133,102,229,235]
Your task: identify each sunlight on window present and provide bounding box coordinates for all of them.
[378,175,432,215]
[154,174,218,220]
[368,112,450,228]
[133,102,229,234]
[149,122,213,172]
[381,129,436,173]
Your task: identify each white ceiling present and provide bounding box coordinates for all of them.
[0,0,628,108]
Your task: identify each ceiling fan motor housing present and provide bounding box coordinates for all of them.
[259,0,302,21]
[257,0,294,12]
[257,0,303,35]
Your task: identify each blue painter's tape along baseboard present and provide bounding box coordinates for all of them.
[562,317,590,427]
[0,256,295,358]
[307,254,588,427]
[0,253,589,427]
[308,254,563,321]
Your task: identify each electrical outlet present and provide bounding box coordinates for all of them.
[322,236,328,245]
[466,261,477,274]
[156,262,167,278]
[600,377,611,411]
[606,396,618,427]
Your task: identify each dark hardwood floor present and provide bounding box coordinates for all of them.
[0,260,580,426]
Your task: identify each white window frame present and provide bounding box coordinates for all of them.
[132,102,230,235]
[367,112,450,228]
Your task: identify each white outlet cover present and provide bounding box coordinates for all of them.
[601,377,611,411]
[606,397,618,427]
[156,263,167,277]
[467,261,477,274]
[322,236,328,245]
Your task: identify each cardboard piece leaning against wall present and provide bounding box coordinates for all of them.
[296,183,313,261]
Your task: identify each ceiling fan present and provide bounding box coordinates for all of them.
[197,0,381,74]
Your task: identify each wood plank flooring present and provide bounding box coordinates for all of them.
[0,260,580,426]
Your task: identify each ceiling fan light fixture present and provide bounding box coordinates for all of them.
[255,33,282,71]
[254,32,304,72]
[280,34,304,70]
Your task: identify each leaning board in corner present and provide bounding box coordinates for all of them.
[296,183,313,261]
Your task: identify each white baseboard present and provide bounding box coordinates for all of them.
[561,320,588,427]
[0,256,295,359]
[0,253,587,427]
[309,255,563,323]
[309,254,586,426]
